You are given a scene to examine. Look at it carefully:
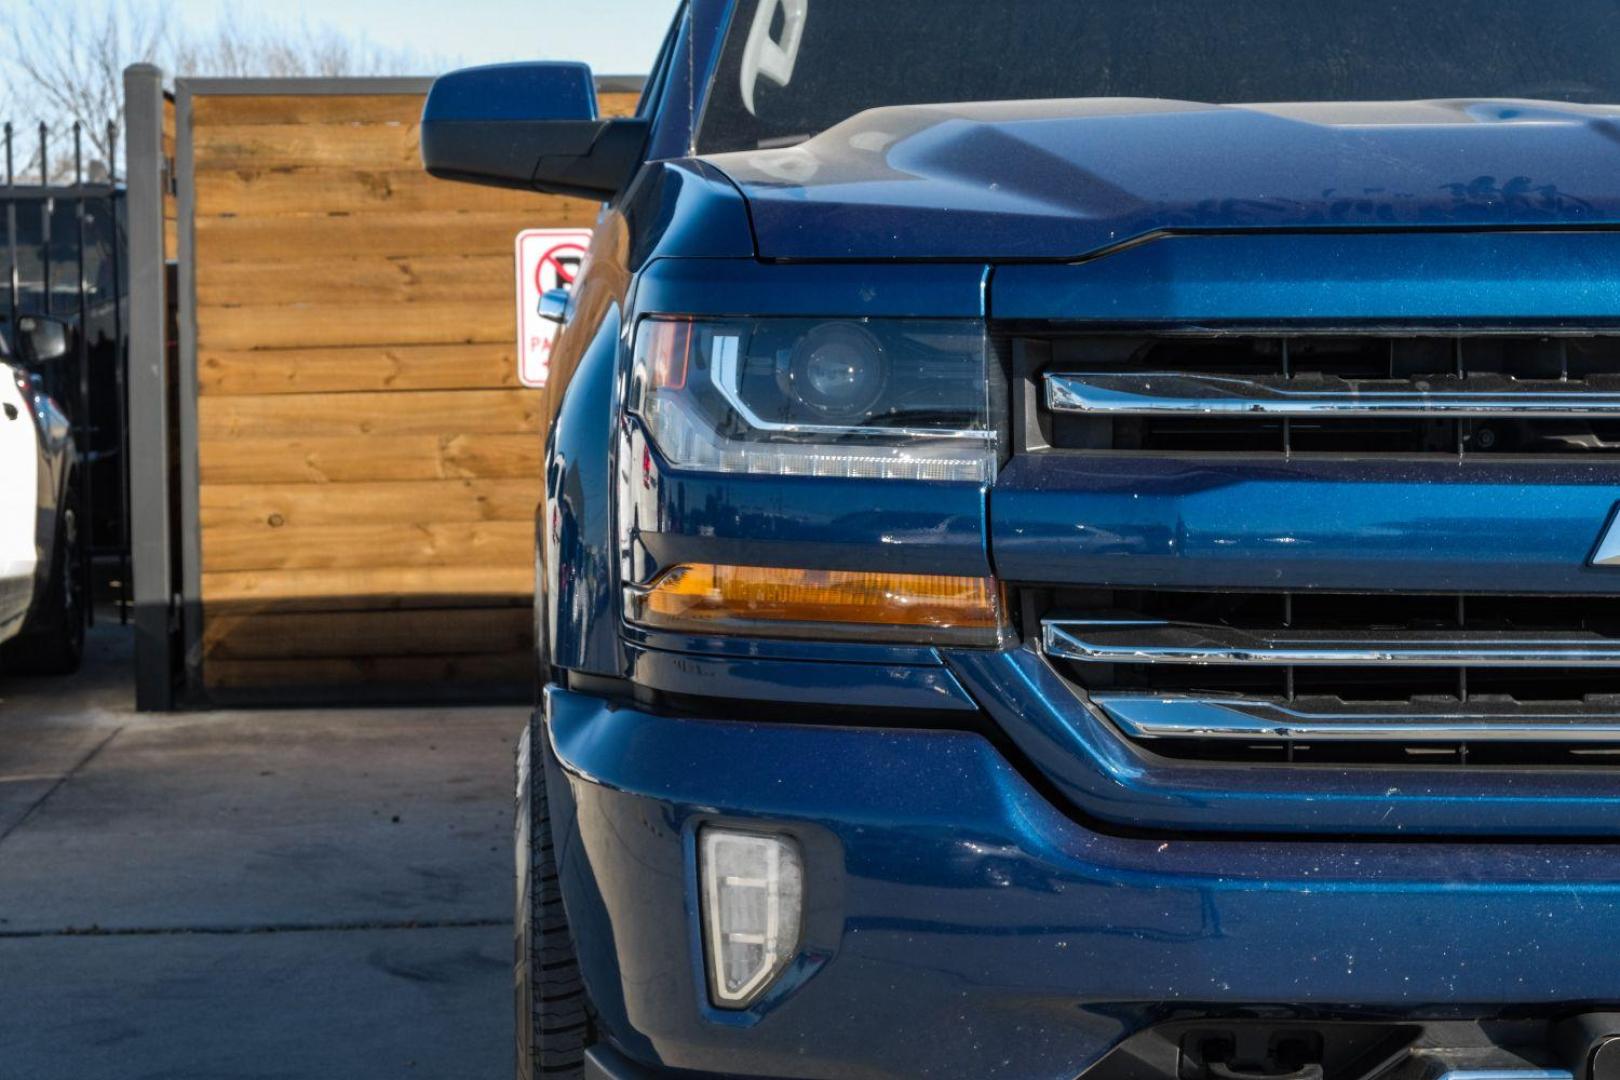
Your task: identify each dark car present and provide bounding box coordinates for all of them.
[424,3,1620,1078]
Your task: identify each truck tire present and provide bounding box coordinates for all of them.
[1,496,83,677]
[515,713,595,1080]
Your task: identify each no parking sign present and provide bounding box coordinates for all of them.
[515,228,594,388]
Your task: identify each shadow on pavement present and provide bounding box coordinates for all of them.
[0,624,523,1079]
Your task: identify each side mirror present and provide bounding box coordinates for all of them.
[15,316,71,365]
[421,62,650,201]
[538,288,571,325]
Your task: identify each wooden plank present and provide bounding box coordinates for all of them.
[202,606,532,659]
[194,168,570,217]
[194,211,540,262]
[193,122,424,170]
[196,255,513,308]
[198,433,539,484]
[599,92,640,118]
[193,94,424,126]
[196,300,514,350]
[202,520,532,572]
[181,85,624,697]
[198,342,517,396]
[199,478,539,529]
[191,90,639,126]
[203,651,532,689]
[200,564,534,607]
[197,389,539,439]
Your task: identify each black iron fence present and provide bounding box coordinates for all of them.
[1,120,131,623]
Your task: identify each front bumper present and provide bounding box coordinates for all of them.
[543,687,1620,1080]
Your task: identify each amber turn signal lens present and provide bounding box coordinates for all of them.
[628,564,1008,646]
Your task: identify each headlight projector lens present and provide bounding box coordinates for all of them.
[783,322,887,422]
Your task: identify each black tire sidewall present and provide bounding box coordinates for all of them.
[515,717,539,1080]
[516,711,593,1080]
[2,491,84,676]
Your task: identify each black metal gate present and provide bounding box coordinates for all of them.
[1,121,132,623]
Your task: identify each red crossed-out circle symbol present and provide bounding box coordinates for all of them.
[535,242,587,294]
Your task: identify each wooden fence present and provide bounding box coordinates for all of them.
[133,74,637,704]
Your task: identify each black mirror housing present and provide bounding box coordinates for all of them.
[422,62,650,201]
[15,316,70,365]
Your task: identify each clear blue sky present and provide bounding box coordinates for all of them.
[167,0,680,74]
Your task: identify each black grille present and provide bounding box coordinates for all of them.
[1032,333,1620,455]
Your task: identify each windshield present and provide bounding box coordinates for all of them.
[699,0,1620,152]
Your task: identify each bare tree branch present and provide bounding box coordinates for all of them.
[171,6,440,79]
[0,0,165,179]
[0,1,444,179]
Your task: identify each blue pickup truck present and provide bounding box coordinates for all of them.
[422,3,1620,1078]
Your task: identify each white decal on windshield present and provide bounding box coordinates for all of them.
[740,0,808,116]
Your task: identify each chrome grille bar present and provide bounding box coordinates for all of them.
[1045,372,1620,418]
[1043,619,1620,667]
[1092,694,1620,743]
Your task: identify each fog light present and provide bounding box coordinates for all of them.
[700,828,803,1008]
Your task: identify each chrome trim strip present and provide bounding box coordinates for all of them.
[1092,695,1620,743]
[1043,619,1620,667]
[1046,371,1620,418]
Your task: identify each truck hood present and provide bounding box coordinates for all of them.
[702,98,1620,261]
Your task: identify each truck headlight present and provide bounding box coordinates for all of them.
[625,316,1010,646]
[630,317,1000,483]
[700,828,803,1009]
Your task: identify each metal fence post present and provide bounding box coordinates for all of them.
[73,124,94,629]
[109,119,132,623]
[173,81,202,701]
[5,124,16,339]
[124,63,174,710]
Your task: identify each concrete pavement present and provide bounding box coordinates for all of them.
[0,626,525,1079]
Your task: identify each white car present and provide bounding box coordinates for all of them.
[1,321,82,675]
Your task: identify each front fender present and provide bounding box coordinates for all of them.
[29,390,75,593]
[543,305,625,676]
